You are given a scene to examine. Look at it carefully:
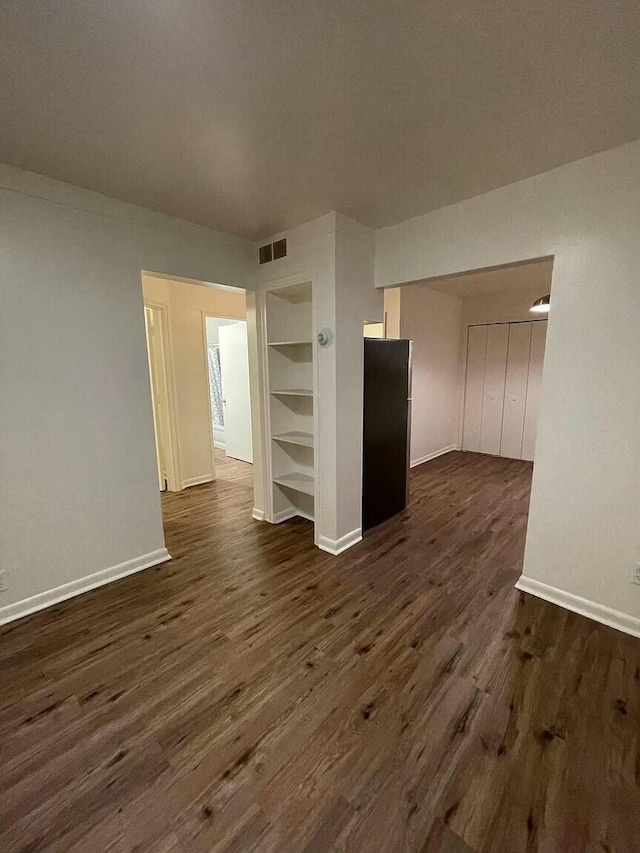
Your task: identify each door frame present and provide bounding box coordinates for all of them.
[144,301,181,491]
[144,306,165,489]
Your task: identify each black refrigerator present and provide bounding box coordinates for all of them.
[362,338,412,532]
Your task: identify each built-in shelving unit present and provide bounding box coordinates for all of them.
[265,281,315,525]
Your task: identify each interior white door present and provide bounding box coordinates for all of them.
[522,320,548,461]
[462,325,488,452]
[500,322,533,459]
[479,324,509,455]
[218,321,253,463]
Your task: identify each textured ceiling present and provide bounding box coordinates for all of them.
[420,259,554,299]
[1,1,639,239]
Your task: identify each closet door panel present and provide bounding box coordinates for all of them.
[522,321,548,461]
[500,322,533,459]
[462,325,488,452]
[479,324,509,455]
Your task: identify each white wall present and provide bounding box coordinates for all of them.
[335,215,382,546]
[398,287,462,466]
[375,140,640,635]
[0,165,255,623]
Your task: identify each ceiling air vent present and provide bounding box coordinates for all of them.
[272,238,287,260]
[259,238,287,264]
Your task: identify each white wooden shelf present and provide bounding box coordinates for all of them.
[270,388,313,397]
[273,472,315,497]
[267,340,313,347]
[272,431,314,449]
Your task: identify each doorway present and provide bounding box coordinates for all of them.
[384,256,553,469]
[361,256,557,599]
[141,271,253,494]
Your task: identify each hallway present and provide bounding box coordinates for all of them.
[1,453,639,851]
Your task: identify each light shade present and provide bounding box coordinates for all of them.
[530,294,551,313]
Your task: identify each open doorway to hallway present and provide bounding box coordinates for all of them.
[141,272,255,503]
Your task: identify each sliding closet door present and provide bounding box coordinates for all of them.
[479,324,509,455]
[462,325,488,452]
[522,321,548,461]
[500,322,533,459]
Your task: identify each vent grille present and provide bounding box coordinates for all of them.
[273,238,287,260]
[259,238,287,264]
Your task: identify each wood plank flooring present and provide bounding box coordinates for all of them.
[1,450,639,852]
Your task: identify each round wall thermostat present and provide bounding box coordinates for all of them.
[317,328,333,347]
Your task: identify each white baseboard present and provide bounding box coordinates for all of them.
[272,508,298,524]
[515,576,640,639]
[213,441,226,450]
[0,548,171,627]
[268,508,315,524]
[295,509,315,523]
[410,445,458,469]
[252,508,266,521]
[181,475,213,489]
[317,528,362,556]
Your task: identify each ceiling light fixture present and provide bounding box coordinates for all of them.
[530,294,551,313]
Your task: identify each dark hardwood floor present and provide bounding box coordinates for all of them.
[1,450,639,852]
